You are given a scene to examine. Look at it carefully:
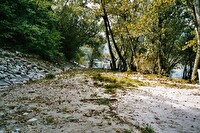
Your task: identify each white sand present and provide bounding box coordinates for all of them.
[117,85,200,133]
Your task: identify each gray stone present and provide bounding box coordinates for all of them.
[28,90,35,93]
[0,74,6,79]
[0,65,7,71]
[27,118,38,123]
[15,74,22,78]
[0,48,65,87]
[7,74,15,79]
[23,112,29,115]
[9,78,23,84]
[0,80,9,86]
[11,128,21,133]
[0,112,5,118]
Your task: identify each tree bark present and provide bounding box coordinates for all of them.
[101,0,126,71]
[191,0,200,81]
[105,14,127,71]
[101,0,116,70]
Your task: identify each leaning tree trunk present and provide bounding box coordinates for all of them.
[191,0,200,81]
[101,0,127,71]
[101,0,116,70]
[106,15,127,71]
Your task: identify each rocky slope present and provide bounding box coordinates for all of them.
[0,49,64,88]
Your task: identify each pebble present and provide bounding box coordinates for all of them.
[27,118,38,123]
[0,112,5,118]
[23,112,29,115]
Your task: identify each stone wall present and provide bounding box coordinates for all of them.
[0,49,62,88]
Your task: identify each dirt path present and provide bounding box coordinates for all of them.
[0,70,200,133]
[0,71,140,133]
[117,86,200,133]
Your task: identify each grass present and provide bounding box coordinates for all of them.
[44,115,58,125]
[30,96,53,105]
[31,107,42,113]
[141,125,155,133]
[123,130,131,133]
[17,96,29,101]
[98,98,110,105]
[58,107,72,113]
[143,73,195,89]
[91,72,146,94]
[45,73,55,79]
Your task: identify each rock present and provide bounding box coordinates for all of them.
[10,78,22,84]
[23,112,29,115]
[0,80,9,86]
[0,48,69,87]
[15,74,22,78]
[28,90,35,93]
[0,74,6,79]
[0,112,5,118]
[7,74,15,79]
[27,118,38,123]
[0,65,7,71]
[11,128,21,133]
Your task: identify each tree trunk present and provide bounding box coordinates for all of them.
[101,0,116,70]
[106,15,127,71]
[101,0,126,71]
[191,0,200,81]
[191,28,200,81]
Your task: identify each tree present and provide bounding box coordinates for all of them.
[0,0,62,61]
[57,0,104,62]
[191,0,200,81]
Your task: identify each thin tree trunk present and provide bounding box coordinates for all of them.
[101,0,126,71]
[105,15,127,71]
[191,0,200,81]
[101,0,116,70]
[191,28,200,81]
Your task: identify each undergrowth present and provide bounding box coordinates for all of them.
[92,72,145,94]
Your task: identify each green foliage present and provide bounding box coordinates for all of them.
[44,115,58,125]
[136,0,195,75]
[92,72,145,95]
[57,3,103,61]
[58,107,72,113]
[123,130,131,133]
[0,0,197,77]
[98,98,110,105]
[0,0,63,61]
[45,73,55,79]
[141,125,155,133]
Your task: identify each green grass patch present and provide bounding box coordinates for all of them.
[98,98,110,105]
[45,73,55,79]
[44,115,58,125]
[142,125,155,133]
[31,107,42,113]
[58,107,72,113]
[92,72,145,94]
[123,130,131,133]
